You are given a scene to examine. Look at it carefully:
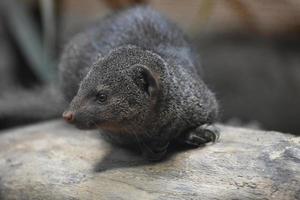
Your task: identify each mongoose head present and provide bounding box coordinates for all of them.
[63,46,165,132]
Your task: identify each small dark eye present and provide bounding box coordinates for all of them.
[96,93,107,103]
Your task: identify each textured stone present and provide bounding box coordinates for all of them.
[0,120,299,200]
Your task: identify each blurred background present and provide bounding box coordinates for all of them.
[0,0,299,134]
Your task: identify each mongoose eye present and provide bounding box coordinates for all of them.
[96,93,107,103]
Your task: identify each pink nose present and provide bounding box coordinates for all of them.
[62,111,75,123]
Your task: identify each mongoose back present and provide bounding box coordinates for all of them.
[60,6,219,160]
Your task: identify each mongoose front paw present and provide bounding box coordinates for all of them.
[184,124,220,147]
[142,140,169,162]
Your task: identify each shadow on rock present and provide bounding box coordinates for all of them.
[93,142,207,173]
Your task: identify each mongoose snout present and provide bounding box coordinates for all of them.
[62,111,75,123]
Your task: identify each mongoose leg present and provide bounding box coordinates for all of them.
[184,124,220,146]
[141,140,170,161]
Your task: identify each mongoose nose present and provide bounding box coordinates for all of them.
[62,111,75,123]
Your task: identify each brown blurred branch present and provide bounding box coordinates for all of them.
[226,0,258,32]
[103,0,148,10]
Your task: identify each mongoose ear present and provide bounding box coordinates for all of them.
[130,64,159,98]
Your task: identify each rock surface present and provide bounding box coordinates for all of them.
[0,120,299,200]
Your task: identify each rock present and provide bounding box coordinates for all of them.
[0,120,299,200]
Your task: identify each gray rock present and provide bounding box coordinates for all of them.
[0,120,299,200]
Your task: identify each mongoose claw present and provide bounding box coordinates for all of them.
[185,124,220,146]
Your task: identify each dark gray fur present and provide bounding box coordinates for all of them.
[59,6,219,159]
